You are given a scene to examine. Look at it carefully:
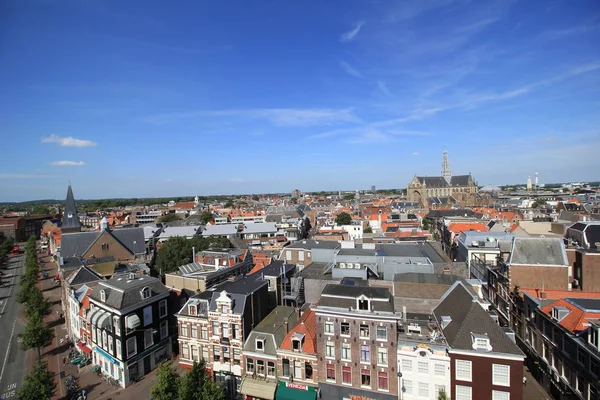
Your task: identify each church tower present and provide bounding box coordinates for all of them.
[441,150,452,185]
[62,184,81,233]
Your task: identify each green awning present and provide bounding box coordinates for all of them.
[275,384,317,400]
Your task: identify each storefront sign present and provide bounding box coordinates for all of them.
[286,382,308,391]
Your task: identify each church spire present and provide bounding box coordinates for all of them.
[62,184,81,233]
[441,150,452,184]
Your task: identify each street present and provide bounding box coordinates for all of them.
[0,254,27,400]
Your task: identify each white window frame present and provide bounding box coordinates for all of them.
[377,347,388,366]
[492,390,510,400]
[326,341,335,358]
[455,385,472,400]
[182,344,190,359]
[434,363,446,376]
[108,335,114,355]
[376,326,387,340]
[116,339,122,359]
[159,300,167,318]
[113,316,120,336]
[160,320,168,340]
[341,342,351,360]
[492,364,510,387]
[126,337,137,358]
[255,339,265,351]
[455,359,472,382]
[325,321,334,334]
[418,382,429,397]
[418,361,428,374]
[401,358,413,371]
[144,328,154,349]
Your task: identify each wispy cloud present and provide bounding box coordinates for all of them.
[340,21,365,42]
[340,61,362,78]
[0,173,50,179]
[230,178,243,182]
[144,108,361,126]
[377,81,393,96]
[51,161,86,166]
[413,152,420,156]
[537,25,599,41]
[42,134,96,147]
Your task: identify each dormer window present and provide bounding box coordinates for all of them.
[471,333,492,351]
[189,305,197,316]
[256,338,265,352]
[358,299,369,310]
[589,325,599,350]
[141,287,151,300]
[552,306,570,322]
[292,333,305,352]
[100,290,106,302]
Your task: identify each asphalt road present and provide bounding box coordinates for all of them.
[0,254,27,400]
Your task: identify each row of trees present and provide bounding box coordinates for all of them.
[155,236,233,275]
[16,236,56,400]
[151,360,224,400]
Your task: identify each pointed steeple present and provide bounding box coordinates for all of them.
[62,184,81,233]
[441,150,452,185]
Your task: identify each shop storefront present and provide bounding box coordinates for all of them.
[239,376,277,400]
[275,381,317,400]
[317,383,397,400]
[93,346,124,386]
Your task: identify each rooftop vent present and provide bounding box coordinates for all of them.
[441,316,452,329]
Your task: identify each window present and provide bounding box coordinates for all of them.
[191,345,199,361]
[212,321,219,336]
[202,346,209,361]
[257,360,265,376]
[342,366,351,384]
[141,287,151,299]
[403,380,412,395]
[455,359,472,382]
[157,320,166,340]
[325,321,334,334]
[282,359,290,376]
[492,391,510,400]
[256,339,264,351]
[233,348,241,363]
[377,347,388,366]
[144,328,154,349]
[326,364,335,381]
[419,382,429,397]
[418,361,428,374]
[201,326,208,340]
[267,361,275,377]
[232,324,238,339]
[181,325,188,337]
[341,322,350,335]
[376,326,387,340]
[182,344,190,359]
[358,299,369,310]
[305,362,313,380]
[222,346,230,362]
[578,347,586,366]
[100,290,106,302]
[294,360,302,379]
[102,331,107,349]
[361,369,371,387]
[113,316,120,336]
[455,385,472,400]
[159,300,167,318]
[402,359,413,371]
[126,337,137,358]
[360,324,370,338]
[492,364,510,386]
[143,306,152,326]
[576,374,583,393]
[434,363,446,376]
[213,346,220,362]
[246,358,254,373]
[189,305,197,315]
[101,243,109,251]
[116,339,121,359]
[341,343,351,360]
[326,341,335,358]
[222,323,229,338]
[378,371,388,390]
[108,336,114,355]
[360,345,370,362]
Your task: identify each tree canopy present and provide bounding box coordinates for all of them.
[151,361,181,400]
[20,312,54,360]
[179,360,224,400]
[158,213,183,223]
[155,236,233,274]
[334,212,352,226]
[342,193,355,201]
[364,226,373,234]
[17,362,56,400]
[199,211,215,225]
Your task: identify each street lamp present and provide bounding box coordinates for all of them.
[397,371,403,400]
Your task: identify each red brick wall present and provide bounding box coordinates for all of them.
[509,265,569,291]
[582,252,600,291]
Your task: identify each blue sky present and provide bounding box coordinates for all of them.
[1,0,599,201]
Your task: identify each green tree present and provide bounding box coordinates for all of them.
[24,287,51,319]
[334,212,352,226]
[199,211,215,225]
[31,205,50,215]
[252,195,259,201]
[16,276,36,304]
[16,361,56,400]
[155,236,232,274]
[343,193,355,201]
[179,360,224,400]
[438,388,449,400]
[158,213,182,223]
[224,200,234,208]
[422,218,430,230]
[19,312,54,360]
[364,226,373,234]
[290,197,297,204]
[151,361,181,400]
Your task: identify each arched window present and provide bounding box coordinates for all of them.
[141,287,151,299]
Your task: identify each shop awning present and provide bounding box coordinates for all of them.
[91,310,106,326]
[126,314,141,330]
[76,342,92,354]
[97,312,112,329]
[86,308,100,324]
[275,383,317,400]
[239,377,277,400]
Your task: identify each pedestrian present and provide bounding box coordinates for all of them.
[523,376,527,386]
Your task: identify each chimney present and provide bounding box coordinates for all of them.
[539,291,547,299]
[284,317,289,333]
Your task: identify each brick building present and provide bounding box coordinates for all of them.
[314,284,400,400]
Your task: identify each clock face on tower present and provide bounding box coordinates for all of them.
[67,213,73,218]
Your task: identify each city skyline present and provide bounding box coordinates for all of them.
[1,0,599,201]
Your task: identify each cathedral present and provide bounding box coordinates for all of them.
[406,151,478,207]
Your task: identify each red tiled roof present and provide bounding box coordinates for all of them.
[170,202,196,210]
[447,222,488,233]
[280,308,317,353]
[509,223,519,233]
[520,288,600,300]
[541,298,600,333]
[78,289,94,317]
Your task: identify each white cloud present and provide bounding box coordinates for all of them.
[537,25,599,41]
[51,161,86,166]
[144,108,361,126]
[340,61,362,78]
[41,134,97,147]
[340,21,365,42]
[413,152,420,156]
[230,178,243,182]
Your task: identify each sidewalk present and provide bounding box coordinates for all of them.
[524,366,552,400]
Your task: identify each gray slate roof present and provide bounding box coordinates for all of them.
[394,273,462,285]
[67,265,104,286]
[434,282,524,356]
[508,237,568,266]
[89,274,168,310]
[60,227,145,258]
[244,306,298,354]
[62,185,81,231]
[285,240,341,250]
[209,291,247,314]
[318,284,395,312]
